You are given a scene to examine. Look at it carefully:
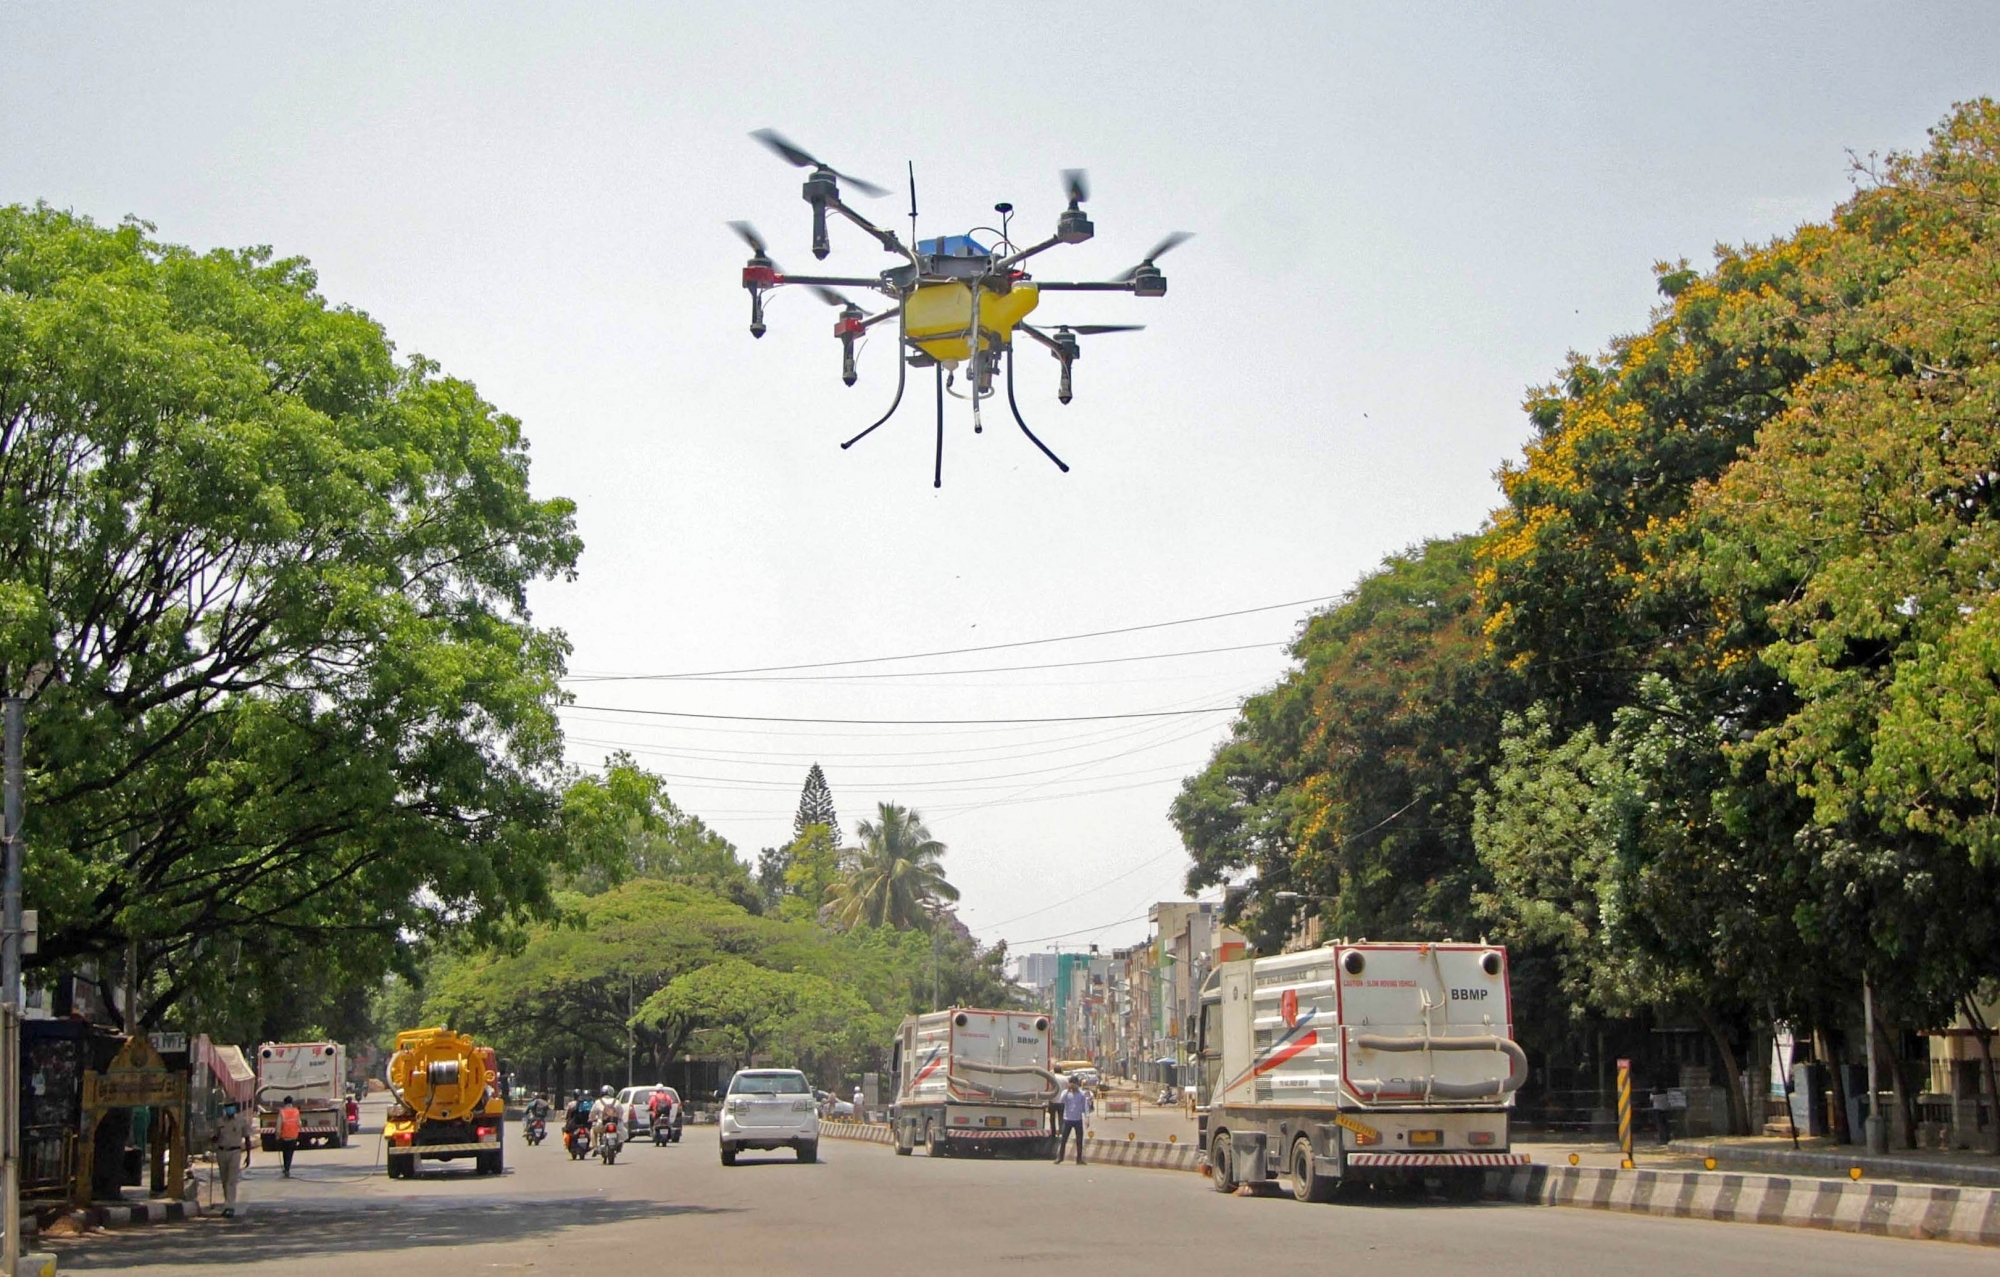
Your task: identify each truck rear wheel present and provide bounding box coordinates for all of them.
[1207,1134,1234,1193]
[1290,1137,1335,1203]
[260,1135,278,1154]
[386,1152,414,1179]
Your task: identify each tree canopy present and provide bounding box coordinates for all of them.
[0,204,581,1027]
[1173,100,2000,1136]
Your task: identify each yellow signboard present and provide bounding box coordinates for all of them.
[83,1070,184,1109]
[1332,1112,1380,1142]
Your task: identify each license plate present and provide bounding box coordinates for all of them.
[985,1115,1005,1127]
[1409,1129,1443,1145]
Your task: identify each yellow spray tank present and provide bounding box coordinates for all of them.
[382,1027,506,1177]
[904,281,1039,365]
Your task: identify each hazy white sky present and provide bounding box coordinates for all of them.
[5,2,1997,955]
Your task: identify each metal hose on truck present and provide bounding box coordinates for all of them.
[947,1061,1063,1105]
[1347,1033,1529,1101]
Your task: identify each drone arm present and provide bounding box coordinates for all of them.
[1014,322,1064,354]
[826,195,920,267]
[995,235,1065,272]
[860,305,902,331]
[1005,348,1069,474]
[773,273,890,290]
[1031,281,1141,292]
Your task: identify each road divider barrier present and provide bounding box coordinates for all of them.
[1488,1163,2000,1248]
[827,1120,1993,1246]
[820,1119,1200,1170]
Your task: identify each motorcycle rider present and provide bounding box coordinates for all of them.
[646,1086,674,1139]
[589,1084,621,1153]
[563,1091,593,1151]
[524,1092,551,1140]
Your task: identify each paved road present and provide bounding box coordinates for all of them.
[47,1117,1990,1275]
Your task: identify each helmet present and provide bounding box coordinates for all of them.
[601,1085,614,1097]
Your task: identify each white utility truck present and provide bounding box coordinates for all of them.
[889,1008,1060,1157]
[1195,942,1527,1201]
[256,1041,350,1151]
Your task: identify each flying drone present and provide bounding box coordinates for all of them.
[732,128,1189,487]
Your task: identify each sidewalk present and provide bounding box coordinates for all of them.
[1518,1132,2000,1190]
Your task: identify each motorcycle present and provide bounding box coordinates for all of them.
[524,1115,547,1146]
[652,1109,672,1146]
[565,1124,590,1160]
[596,1117,622,1165]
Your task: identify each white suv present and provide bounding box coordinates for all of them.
[719,1069,819,1165]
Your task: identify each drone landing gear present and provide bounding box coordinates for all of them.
[933,361,945,489]
[840,332,910,453]
[1006,350,1069,474]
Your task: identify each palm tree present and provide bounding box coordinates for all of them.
[826,803,959,931]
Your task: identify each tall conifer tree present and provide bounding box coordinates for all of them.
[794,764,839,842]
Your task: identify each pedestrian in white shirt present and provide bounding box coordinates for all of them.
[1052,1075,1091,1165]
[210,1102,254,1217]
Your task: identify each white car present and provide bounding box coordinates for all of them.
[617,1085,668,1137]
[719,1069,819,1165]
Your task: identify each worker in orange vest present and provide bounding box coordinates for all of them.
[277,1096,302,1178]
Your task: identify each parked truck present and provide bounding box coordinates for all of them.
[889,1008,1060,1157]
[382,1027,506,1177]
[255,1041,349,1151]
[1195,941,1528,1201]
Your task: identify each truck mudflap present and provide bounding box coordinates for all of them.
[407,1141,502,1156]
[1346,1151,1528,1168]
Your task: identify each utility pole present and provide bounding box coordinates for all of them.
[3,695,26,1275]
[125,831,141,1035]
[626,975,636,1089]
[1863,975,1887,1154]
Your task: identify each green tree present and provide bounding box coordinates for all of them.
[634,959,870,1071]
[827,803,958,931]
[781,823,842,915]
[795,763,839,842]
[1173,537,1511,951]
[561,754,759,911]
[0,205,582,1026]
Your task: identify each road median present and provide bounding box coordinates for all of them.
[820,1119,1200,1170]
[1490,1162,2000,1247]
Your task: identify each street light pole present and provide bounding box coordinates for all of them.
[3,695,25,1275]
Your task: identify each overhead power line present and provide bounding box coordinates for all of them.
[565,641,1286,685]
[562,703,1242,726]
[563,593,1334,682]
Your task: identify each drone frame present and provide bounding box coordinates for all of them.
[737,131,1185,487]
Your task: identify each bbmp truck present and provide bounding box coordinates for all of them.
[255,1041,349,1151]
[890,1008,1060,1157]
[1195,941,1528,1201]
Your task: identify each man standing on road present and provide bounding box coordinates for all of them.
[1053,1075,1091,1165]
[276,1095,302,1178]
[211,1102,253,1217]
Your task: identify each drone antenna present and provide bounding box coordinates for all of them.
[907,161,919,249]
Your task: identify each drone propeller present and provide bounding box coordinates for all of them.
[1114,232,1194,281]
[1062,169,1089,206]
[728,220,771,258]
[750,129,890,198]
[806,284,867,312]
[1054,323,1144,335]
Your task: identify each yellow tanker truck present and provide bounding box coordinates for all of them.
[383,1028,507,1177]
